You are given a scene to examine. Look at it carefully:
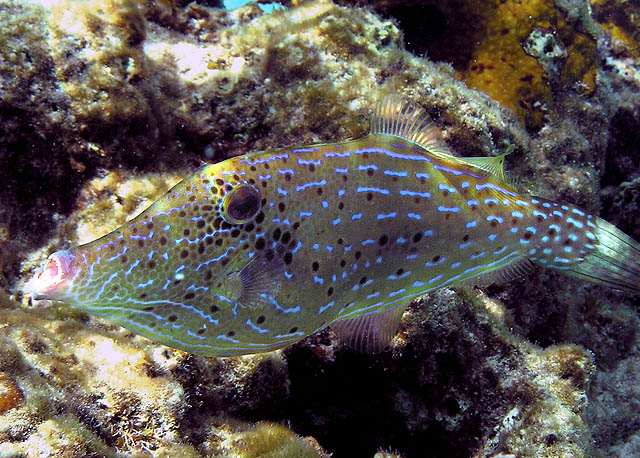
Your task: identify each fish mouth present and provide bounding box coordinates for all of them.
[24,250,76,301]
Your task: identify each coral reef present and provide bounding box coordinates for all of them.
[366,0,600,130]
[0,0,639,456]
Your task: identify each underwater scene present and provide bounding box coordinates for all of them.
[1,0,640,456]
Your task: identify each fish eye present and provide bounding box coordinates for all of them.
[222,185,262,224]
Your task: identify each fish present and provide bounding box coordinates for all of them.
[25,95,640,356]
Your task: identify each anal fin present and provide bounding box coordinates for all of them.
[462,257,533,287]
[331,305,407,353]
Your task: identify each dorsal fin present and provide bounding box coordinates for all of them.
[371,95,453,157]
[371,96,515,185]
[461,143,515,182]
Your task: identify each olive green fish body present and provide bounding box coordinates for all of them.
[26,96,640,356]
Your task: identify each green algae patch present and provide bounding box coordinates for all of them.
[234,422,329,458]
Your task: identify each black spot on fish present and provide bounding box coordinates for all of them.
[168,315,178,322]
[312,261,319,271]
[340,259,346,267]
[138,240,145,248]
[216,178,224,186]
[231,229,240,238]
[255,237,266,250]
[256,212,265,224]
[210,305,220,313]
[396,268,404,275]
[215,238,223,246]
[272,228,281,241]
[148,261,156,269]
[160,236,167,246]
[284,252,293,265]
[197,328,206,335]
[367,169,374,177]
[309,164,315,172]
[366,192,373,201]
[524,231,533,240]
[327,287,334,296]
[378,235,389,245]
[338,202,344,210]
[432,255,441,263]
[317,187,323,196]
[278,202,286,212]
[355,251,362,260]
[184,229,191,236]
[184,292,195,300]
[360,276,367,284]
[140,294,148,300]
[281,232,291,244]
[413,232,423,243]
[121,256,128,263]
[143,305,153,311]
[181,250,189,258]
[289,327,298,333]
[257,315,265,324]
[227,331,235,337]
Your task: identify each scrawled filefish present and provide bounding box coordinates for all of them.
[26,96,640,356]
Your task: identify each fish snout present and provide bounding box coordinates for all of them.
[24,250,76,301]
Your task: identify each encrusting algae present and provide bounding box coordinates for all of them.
[26,96,640,357]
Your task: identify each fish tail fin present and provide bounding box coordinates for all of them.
[539,216,640,294]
